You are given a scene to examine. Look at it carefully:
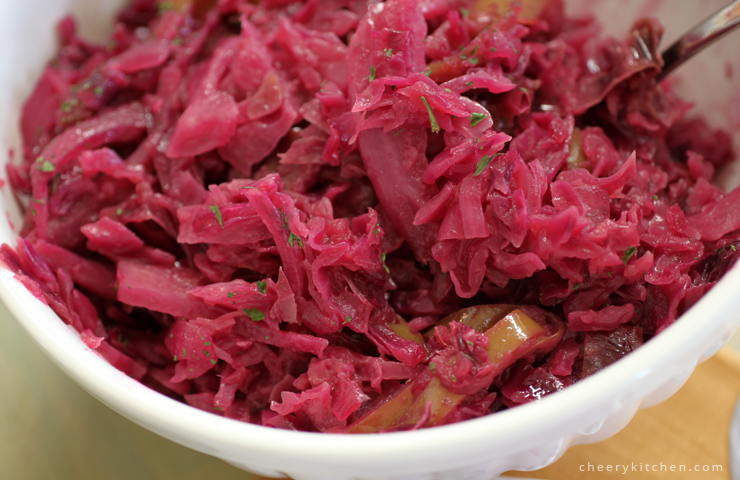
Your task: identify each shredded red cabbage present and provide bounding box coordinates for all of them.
[4,0,740,432]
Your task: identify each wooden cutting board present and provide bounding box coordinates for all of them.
[504,347,740,480]
[1,298,738,480]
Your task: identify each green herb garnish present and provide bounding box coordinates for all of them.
[474,154,499,176]
[383,48,393,58]
[470,112,487,127]
[243,308,265,322]
[39,161,54,172]
[210,205,224,228]
[369,65,376,81]
[227,292,235,298]
[257,280,267,295]
[622,247,637,265]
[420,96,440,133]
[288,232,304,248]
[381,252,390,273]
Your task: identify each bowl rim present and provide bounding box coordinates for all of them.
[2,0,740,474]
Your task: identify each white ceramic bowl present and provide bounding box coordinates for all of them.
[1,1,740,479]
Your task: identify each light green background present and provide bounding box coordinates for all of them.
[0,300,254,480]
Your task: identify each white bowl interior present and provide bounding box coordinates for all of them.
[1,1,740,479]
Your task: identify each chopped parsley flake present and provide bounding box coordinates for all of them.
[381,252,390,273]
[465,81,473,87]
[344,315,352,323]
[393,128,405,137]
[469,58,479,65]
[451,374,457,382]
[429,362,437,373]
[622,247,637,265]
[243,308,265,322]
[39,161,54,172]
[94,86,104,95]
[607,271,613,278]
[420,96,440,133]
[490,47,497,53]
[227,292,235,298]
[210,204,224,228]
[471,45,478,56]
[61,102,72,113]
[460,8,469,16]
[444,88,452,93]
[288,232,304,248]
[384,48,393,58]
[732,245,737,252]
[257,280,267,295]
[652,195,658,200]
[474,154,500,176]
[280,210,304,248]
[369,65,376,81]
[470,112,487,127]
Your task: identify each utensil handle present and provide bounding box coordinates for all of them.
[658,0,740,81]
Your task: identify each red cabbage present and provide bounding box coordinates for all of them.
[4,0,740,433]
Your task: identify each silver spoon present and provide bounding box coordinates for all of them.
[658,0,740,81]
